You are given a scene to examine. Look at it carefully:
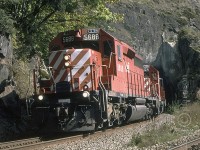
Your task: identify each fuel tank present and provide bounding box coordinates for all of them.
[125,105,147,123]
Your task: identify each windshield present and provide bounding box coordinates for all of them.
[64,41,99,51]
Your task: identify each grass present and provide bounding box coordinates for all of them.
[174,102,200,130]
[129,102,200,148]
[130,124,184,148]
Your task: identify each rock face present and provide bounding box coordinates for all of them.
[0,32,16,106]
[108,0,200,102]
[0,32,21,141]
[0,32,12,82]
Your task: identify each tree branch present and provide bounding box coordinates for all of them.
[36,10,56,30]
[22,0,47,22]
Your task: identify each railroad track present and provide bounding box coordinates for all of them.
[169,137,200,150]
[0,120,145,150]
[0,134,85,150]
[0,114,172,150]
[0,137,42,150]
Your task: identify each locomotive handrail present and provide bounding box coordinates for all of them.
[99,65,109,121]
[101,65,110,90]
[108,52,116,68]
[99,79,110,123]
[98,81,106,112]
[47,66,56,92]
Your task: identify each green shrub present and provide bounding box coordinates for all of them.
[166,101,180,114]
[12,60,34,99]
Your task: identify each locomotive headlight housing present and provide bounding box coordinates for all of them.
[83,91,90,98]
[83,85,89,91]
[65,62,70,67]
[38,95,44,101]
[64,55,70,61]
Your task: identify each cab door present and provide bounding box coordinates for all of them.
[99,36,116,90]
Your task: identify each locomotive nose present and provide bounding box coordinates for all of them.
[49,49,93,92]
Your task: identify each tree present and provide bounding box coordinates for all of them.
[0,0,123,59]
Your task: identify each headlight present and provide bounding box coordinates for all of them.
[38,95,44,100]
[83,85,89,91]
[65,62,70,67]
[64,55,70,61]
[83,91,90,98]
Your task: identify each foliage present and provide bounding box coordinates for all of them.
[129,123,181,148]
[12,59,34,98]
[165,101,180,114]
[179,27,198,41]
[131,133,142,146]
[178,27,200,52]
[0,0,123,59]
[0,8,14,33]
[174,102,200,129]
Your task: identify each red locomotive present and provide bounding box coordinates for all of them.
[28,28,166,132]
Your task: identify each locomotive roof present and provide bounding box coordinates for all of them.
[50,28,143,60]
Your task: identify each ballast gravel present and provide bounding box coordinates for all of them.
[36,114,175,150]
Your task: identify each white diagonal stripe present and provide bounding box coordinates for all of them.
[87,81,92,88]
[71,50,90,76]
[79,66,90,83]
[71,49,82,61]
[53,50,66,69]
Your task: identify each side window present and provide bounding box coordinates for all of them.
[159,78,164,87]
[134,57,143,68]
[103,40,112,57]
[117,45,122,61]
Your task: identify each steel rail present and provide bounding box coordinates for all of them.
[0,122,144,150]
[0,115,165,150]
[169,137,200,150]
[0,137,41,150]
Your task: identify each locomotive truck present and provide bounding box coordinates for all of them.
[27,28,166,132]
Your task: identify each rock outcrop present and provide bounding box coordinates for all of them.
[0,32,17,107]
[108,0,200,103]
[0,32,22,141]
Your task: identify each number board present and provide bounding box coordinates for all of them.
[62,36,75,43]
[83,34,99,41]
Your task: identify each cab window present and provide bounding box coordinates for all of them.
[103,40,113,57]
[117,45,122,61]
[134,57,143,68]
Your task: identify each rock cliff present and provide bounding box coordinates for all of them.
[0,32,22,141]
[107,0,200,102]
